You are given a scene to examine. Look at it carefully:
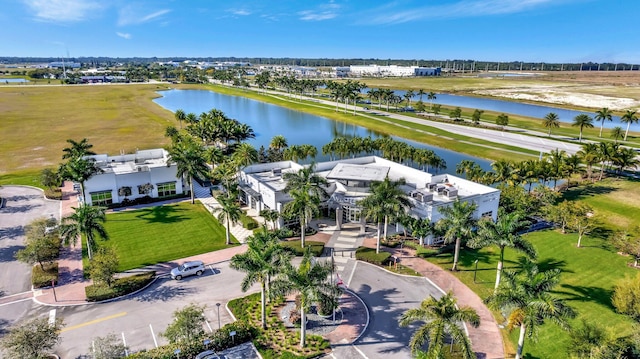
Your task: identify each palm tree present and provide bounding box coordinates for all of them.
[167,138,210,204]
[612,147,640,173]
[620,109,639,141]
[610,126,625,143]
[59,204,108,260]
[544,149,567,190]
[174,108,186,129]
[572,114,594,142]
[594,107,613,137]
[284,187,319,249]
[427,91,437,111]
[542,112,560,137]
[283,163,328,200]
[577,143,600,182]
[435,200,477,271]
[270,249,341,348]
[469,210,536,290]
[214,194,242,245]
[417,89,426,102]
[259,209,280,230]
[359,177,412,253]
[485,259,576,359]
[230,231,290,329]
[62,138,96,160]
[269,135,289,152]
[231,142,259,169]
[58,157,100,201]
[399,292,480,358]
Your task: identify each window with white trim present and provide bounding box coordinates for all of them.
[90,190,113,206]
[157,182,177,197]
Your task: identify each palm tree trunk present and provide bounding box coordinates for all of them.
[189,176,195,204]
[495,248,505,291]
[516,323,527,359]
[300,220,306,248]
[225,217,231,245]
[599,122,604,137]
[300,307,306,347]
[452,237,461,271]
[260,281,267,329]
[624,123,631,141]
[376,221,381,254]
[577,231,583,248]
[383,216,389,241]
[79,182,86,203]
[86,236,93,260]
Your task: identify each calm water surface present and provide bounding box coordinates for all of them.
[153,89,493,172]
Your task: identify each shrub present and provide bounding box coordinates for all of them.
[44,188,63,200]
[240,212,259,230]
[32,262,58,288]
[280,241,324,257]
[86,271,155,302]
[612,274,640,321]
[274,227,294,239]
[355,247,391,265]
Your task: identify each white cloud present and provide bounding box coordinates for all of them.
[298,1,341,21]
[116,32,131,39]
[118,6,171,26]
[22,0,102,22]
[366,0,572,24]
[229,9,251,16]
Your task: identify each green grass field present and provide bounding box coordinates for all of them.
[425,229,638,358]
[100,202,237,271]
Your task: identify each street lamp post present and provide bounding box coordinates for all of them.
[216,303,221,330]
[473,259,479,283]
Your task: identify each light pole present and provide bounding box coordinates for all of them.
[473,259,479,283]
[216,303,221,330]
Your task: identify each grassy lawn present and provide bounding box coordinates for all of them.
[100,202,237,271]
[0,83,175,175]
[562,177,640,230]
[424,229,638,358]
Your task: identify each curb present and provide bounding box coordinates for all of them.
[342,288,370,344]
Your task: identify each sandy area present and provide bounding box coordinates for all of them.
[473,86,640,110]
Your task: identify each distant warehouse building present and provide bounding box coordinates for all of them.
[414,67,441,76]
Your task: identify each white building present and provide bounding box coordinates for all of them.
[82,149,183,206]
[238,156,500,238]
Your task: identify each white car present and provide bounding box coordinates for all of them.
[170,261,205,280]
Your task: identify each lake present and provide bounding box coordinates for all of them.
[392,90,639,131]
[1,78,29,83]
[153,89,494,172]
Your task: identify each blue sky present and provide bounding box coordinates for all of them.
[3,0,639,63]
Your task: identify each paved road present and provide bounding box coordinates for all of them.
[48,261,256,358]
[345,261,443,359]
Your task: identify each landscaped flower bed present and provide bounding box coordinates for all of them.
[228,293,330,359]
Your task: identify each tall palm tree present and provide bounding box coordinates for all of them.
[594,107,613,138]
[577,143,600,182]
[563,154,582,185]
[542,112,560,137]
[230,231,290,329]
[612,147,640,173]
[59,204,108,260]
[283,163,328,200]
[620,109,639,141]
[214,194,242,245]
[485,259,576,359]
[284,187,319,249]
[174,109,186,129]
[269,135,289,152]
[427,91,437,111]
[469,210,536,290]
[417,89,426,102]
[58,157,100,201]
[435,200,477,271]
[62,138,96,160]
[270,249,341,348]
[610,126,625,143]
[359,177,412,253]
[167,138,210,204]
[572,114,594,142]
[399,292,480,358]
[544,149,567,190]
[231,142,259,169]
[259,209,280,230]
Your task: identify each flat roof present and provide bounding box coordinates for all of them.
[326,163,389,182]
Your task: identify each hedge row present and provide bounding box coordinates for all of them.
[240,212,259,230]
[280,241,324,257]
[127,321,258,359]
[32,262,58,288]
[355,247,391,265]
[85,272,155,302]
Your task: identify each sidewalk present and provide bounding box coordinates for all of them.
[379,243,505,359]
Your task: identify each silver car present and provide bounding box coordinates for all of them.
[170,260,205,280]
